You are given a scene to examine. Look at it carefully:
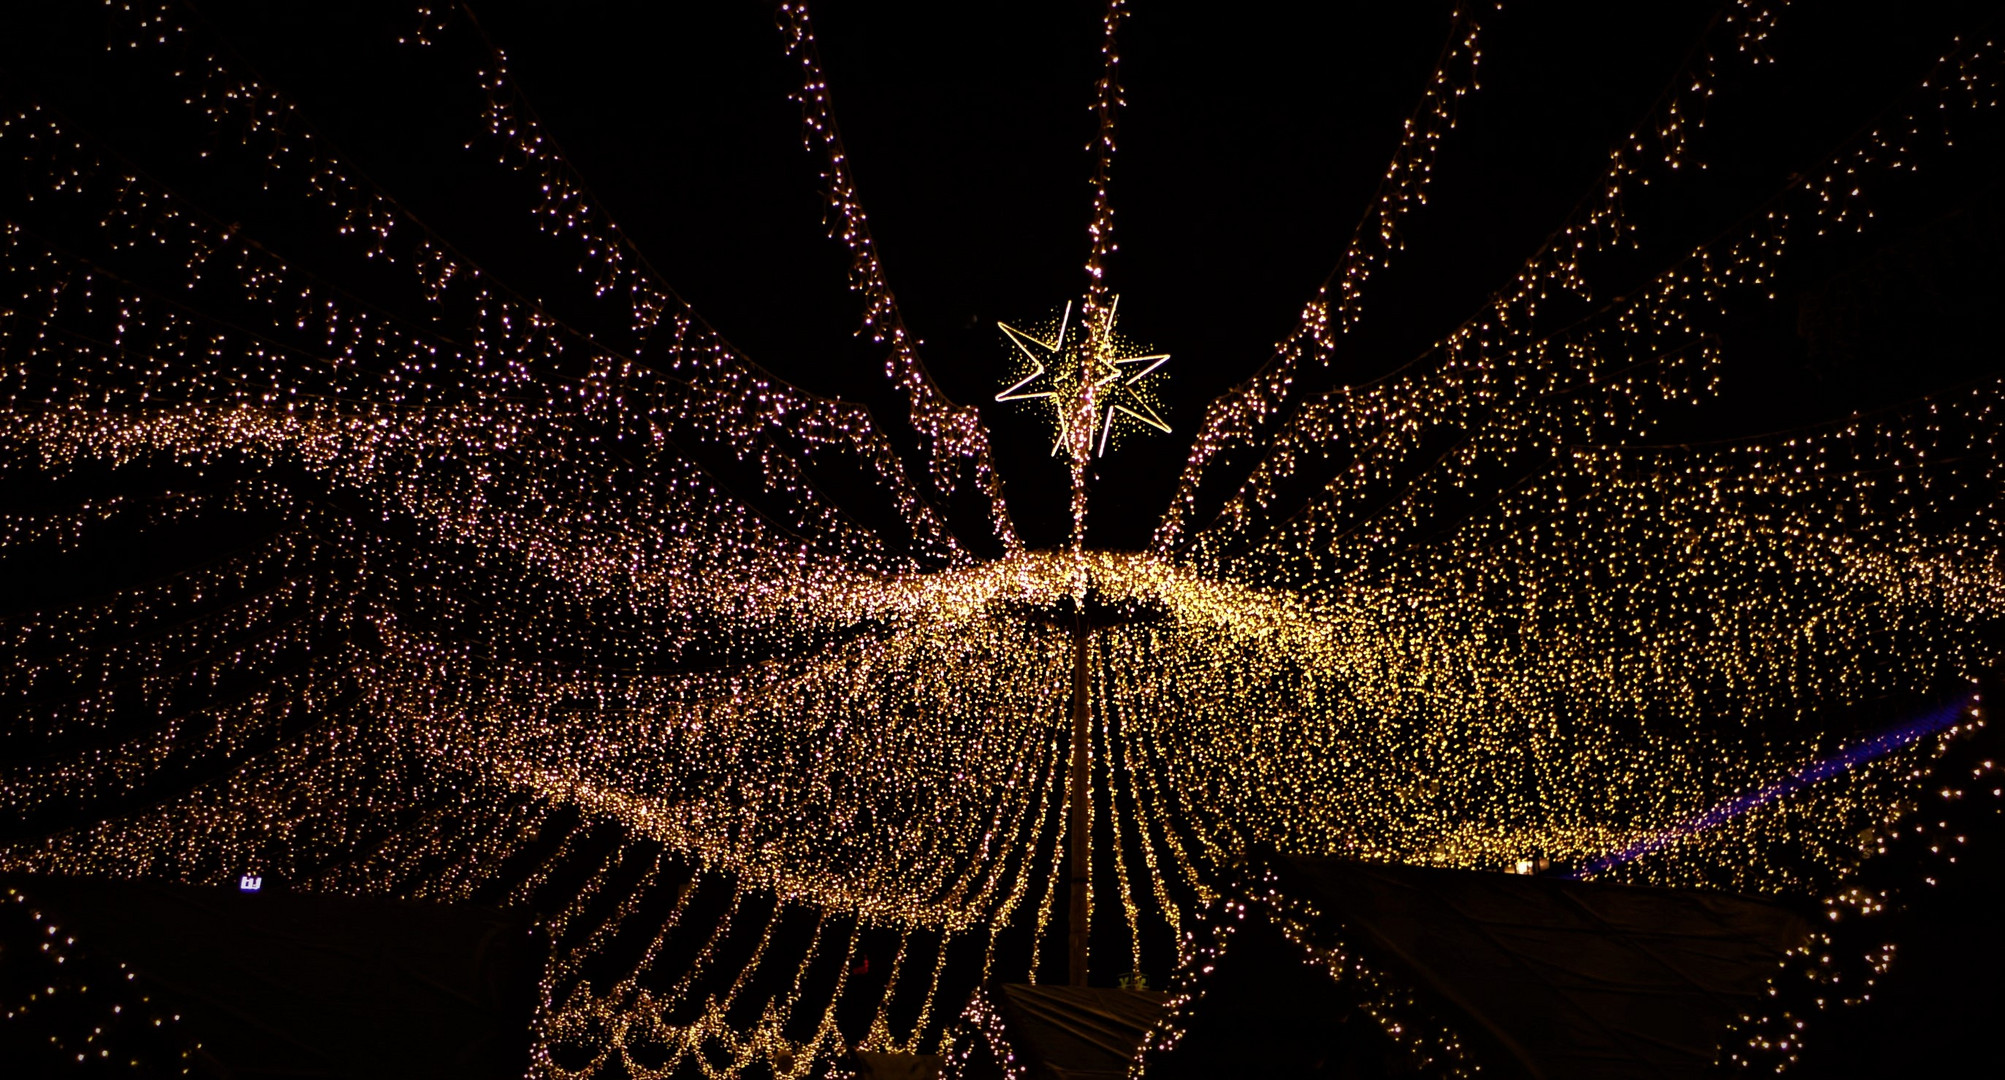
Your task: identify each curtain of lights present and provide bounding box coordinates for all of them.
[1,1,2000,1076]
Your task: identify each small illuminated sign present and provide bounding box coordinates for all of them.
[238,874,262,892]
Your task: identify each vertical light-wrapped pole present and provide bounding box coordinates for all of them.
[1068,617,1092,985]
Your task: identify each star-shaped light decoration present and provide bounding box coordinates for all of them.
[995,295,1170,459]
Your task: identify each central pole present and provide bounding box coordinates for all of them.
[1067,617,1091,986]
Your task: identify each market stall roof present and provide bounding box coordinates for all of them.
[1272,858,1812,1079]
[991,984,1168,1080]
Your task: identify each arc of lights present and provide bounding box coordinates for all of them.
[996,296,1171,459]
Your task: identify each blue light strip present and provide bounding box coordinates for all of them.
[1567,696,1974,879]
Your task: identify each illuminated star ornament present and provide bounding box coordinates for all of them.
[997,296,1171,458]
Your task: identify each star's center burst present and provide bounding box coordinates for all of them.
[996,295,1170,458]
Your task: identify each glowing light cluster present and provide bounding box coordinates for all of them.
[995,299,1171,463]
[0,3,2000,1078]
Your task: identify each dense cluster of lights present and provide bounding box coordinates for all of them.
[1,2,2000,1078]
[994,299,1172,463]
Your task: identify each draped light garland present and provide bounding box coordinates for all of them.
[2,1,2001,1077]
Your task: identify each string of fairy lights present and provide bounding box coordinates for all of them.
[1167,0,1772,564]
[774,2,1019,551]
[0,885,198,1072]
[1154,0,1496,553]
[0,1,2000,1076]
